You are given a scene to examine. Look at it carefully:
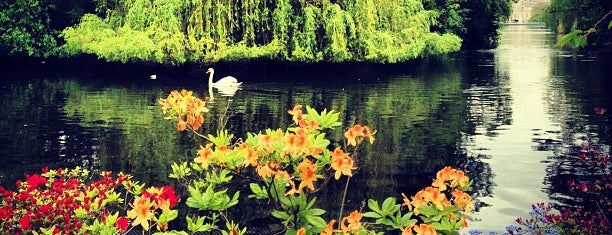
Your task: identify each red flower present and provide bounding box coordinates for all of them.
[159,186,179,208]
[19,214,31,230]
[116,216,129,231]
[25,174,47,190]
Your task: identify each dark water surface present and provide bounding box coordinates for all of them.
[1,25,610,232]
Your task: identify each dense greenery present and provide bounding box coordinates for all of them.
[59,0,462,64]
[545,0,612,47]
[0,0,57,57]
[422,0,513,49]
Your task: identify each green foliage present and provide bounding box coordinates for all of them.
[60,0,461,64]
[363,198,417,229]
[545,0,612,47]
[556,29,588,48]
[0,0,58,57]
[426,0,512,49]
[185,184,240,211]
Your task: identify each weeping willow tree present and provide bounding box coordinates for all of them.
[61,0,461,64]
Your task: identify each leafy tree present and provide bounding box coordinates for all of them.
[0,0,58,57]
[546,0,612,48]
[61,0,462,64]
[424,0,513,49]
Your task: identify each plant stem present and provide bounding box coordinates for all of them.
[337,176,351,228]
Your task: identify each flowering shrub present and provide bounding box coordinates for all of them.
[159,89,474,235]
[0,167,180,235]
[0,88,476,235]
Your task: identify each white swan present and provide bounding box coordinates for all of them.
[206,68,241,101]
[206,68,242,87]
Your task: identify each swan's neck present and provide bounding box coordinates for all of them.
[208,71,214,87]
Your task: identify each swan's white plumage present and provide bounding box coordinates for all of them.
[206,68,242,87]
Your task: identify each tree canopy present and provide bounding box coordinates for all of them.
[60,0,462,64]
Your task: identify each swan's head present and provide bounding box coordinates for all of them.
[206,68,214,74]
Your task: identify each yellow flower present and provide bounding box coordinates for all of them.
[296,227,307,235]
[127,196,154,231]
[330,148,355,179]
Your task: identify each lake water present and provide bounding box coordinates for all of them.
[1,24,610,233]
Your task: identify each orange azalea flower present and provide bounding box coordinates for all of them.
[412,224,436,235]
[195,143,215,168]
[177,117,187,131]
[344,124,376,146]
[330,148,355,179]
[431,176,447,191]
[192,114,204,130]
[285,128,310,156]
[127,196,154,231]
[299,119,320,130]
[256,163,276,178]
[402,225,415,235]
[288,105,303,124]
[410,190,429,215]
[239,143,259,167]
[259,134,273,150]
[425,186,450,210]
[451,189,473,213]
[320,219,336,235]
[451,169,470,189]
[340,210,363,233]
[296,227,306,235]
[344,124,364,146]
[297,158,318,191]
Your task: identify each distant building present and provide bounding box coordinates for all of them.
[509,0,550,23]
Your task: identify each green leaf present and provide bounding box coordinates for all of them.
[186,216,215,232]
[368,199,382,213]
[363,211,382,219]
[248,183,268,199]
[307,208,326,216]
[381,197,399,214]
[608,20,612,29]
[304,215,327,229]
[158,210,179,223]
[376,217,394,227]
[271,210,292,221]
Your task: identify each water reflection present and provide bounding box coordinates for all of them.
[461,25,560,231]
